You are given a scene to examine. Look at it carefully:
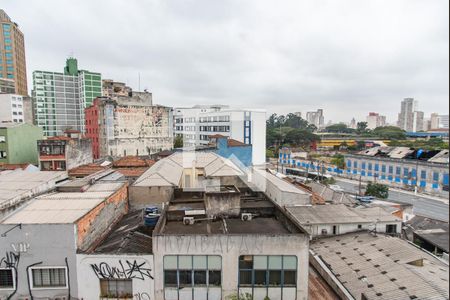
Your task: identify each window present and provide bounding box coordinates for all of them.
[0,136,5,143]
[100,279,132,298]
[164,255,222,300]
[31,267,67,288]
[386,224,397,234]
[421,170,427,179]
[238,255,297,299]
[0,151,7,158]
[388,166,393,174]
[0,269,14,289]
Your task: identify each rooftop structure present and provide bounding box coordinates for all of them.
[310,232,449,300]
[405,215,449,256]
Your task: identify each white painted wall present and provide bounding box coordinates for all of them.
[77,254,154,300]
[0,94,24,123]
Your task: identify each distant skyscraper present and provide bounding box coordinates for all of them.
[294,111,302,118]
[430,113,440,129]
[438,115,449,129]
[306,109,325,129]
[397,98,424,132]
[349,118,357,129]
[366,112,386,129]
[32,58,102,136]
[0,9,28,95]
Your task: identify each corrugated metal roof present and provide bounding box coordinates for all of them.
[287,204,369,225]
[351,206,402,223]
[252,168,310,195]
[311,232,449,300]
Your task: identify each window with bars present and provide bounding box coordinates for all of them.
[238,255,297,288]
[100,279,132,298]
[31,267,67,288]
[0,269,14,289]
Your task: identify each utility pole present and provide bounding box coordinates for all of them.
[358,174,362,196]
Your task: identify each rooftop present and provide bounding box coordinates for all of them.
[68,163,110,177]
[112,156,155,168]
[354,146,449,164]
[92,210,153,254]
[134,152,243,187]
[2,179,126,225]
[286,204,369,225]
[311,232,449,300]
[406,216,449,253]
[0,170,67,211]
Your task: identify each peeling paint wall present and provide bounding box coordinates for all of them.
[66,138,93,170]
[129,186,174,210]
[100,104,173,157]
[76,183,128,252]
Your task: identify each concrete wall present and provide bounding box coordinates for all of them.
[152,234,309,300]
[76,183,128,252]
[129,186,174,210]
[307,221,402,237]
[66,138,93,170]
[0,224,79,300]
[0,124,43,165]
[76,254,154,300]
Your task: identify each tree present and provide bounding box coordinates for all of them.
[356,122,369,134]
[173,135,184,148]
[266,149,275,159]
[330,154,345,169]
[285,129,321,148]
[325,123,354,133]
[365,182,389,199]
[372,126,406,140]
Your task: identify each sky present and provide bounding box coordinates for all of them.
[3,0,449,124]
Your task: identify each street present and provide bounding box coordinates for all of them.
[336,179,449,222]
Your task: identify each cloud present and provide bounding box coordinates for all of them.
[3,0,448,123]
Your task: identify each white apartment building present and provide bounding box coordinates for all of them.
[0,93,24,123]
[366,112,386,130]
[174,105,266,165]
[305,109,325,129]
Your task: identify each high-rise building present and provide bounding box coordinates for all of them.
[0,78,15,93]
[305,109,325,129]
[102,79,132,97]
[349,118,357,129]
[32,58,102,136]
[366,112,386,129]
[0,93,24,123]
[429,113,439,130]
[174,105,266,165]
[412,111,424,132]
[0,9,27,96]
[438,115,449,129]
[397,98,416,131]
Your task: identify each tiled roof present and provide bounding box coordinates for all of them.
[68,163,109,177]
[227,138,250,147]
[112,156,155,168]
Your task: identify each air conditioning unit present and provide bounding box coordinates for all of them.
[241,213,253,221]
[321,229,328,235]
[183,217,195,225]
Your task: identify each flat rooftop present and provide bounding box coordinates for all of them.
[286,204,369,225]
[2,180,126,224]
[311,232,449,300]
[0,170,67,211]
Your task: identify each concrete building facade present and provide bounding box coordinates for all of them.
[366,112,386,130]
[174,105,266,165]
[37,131,93,171]
[85,93,173,159]
[305,109,325,129]
[32,58,102,136]
[0,94,24,123]
[0,123,43,165]
[0,10,28,96]
[0,78,15,93]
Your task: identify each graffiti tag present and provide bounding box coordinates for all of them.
[91,260,153,280]
[0,251,20,269]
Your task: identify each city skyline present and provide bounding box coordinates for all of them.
[1,0,448,123]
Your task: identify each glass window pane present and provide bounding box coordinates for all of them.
[239,255,253,269]
[284,271,297,286]
[254,270,267,286]
[179,256,192,269]
[283,256,297,270]
[208,270,221,286]
[268,256,282,269]
[164,256,178,270]
[208,256,222,270]
[0,269,13,288]
[194,270,207,285]
[193,256,207,270]
[254,256,267,270]
[179,270,192,287]
[239,270,252,286]
[268,270,282,286]
[164,270,178,287]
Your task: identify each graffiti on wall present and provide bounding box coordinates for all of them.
[0,251,20,269]
[91,260,153,280]
[134,292,151,300]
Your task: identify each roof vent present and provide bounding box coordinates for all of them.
[183,217,195,225]
[241,213,253,221]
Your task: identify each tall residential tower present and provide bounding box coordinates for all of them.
[32,58,101,136]
[0,9,28,95]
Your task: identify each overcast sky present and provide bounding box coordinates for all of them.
[3,0,449,123]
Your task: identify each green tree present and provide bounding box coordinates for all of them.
[372,126,406,139]
[325,123,355,133]
[356,122,369,134]
[173,135,184,148]
[285,129,321,148]
[330,154,345,169]
[266,149,275,158]
[365,182,389,199]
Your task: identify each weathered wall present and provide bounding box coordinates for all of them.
[153,234,309,300]
[67,138,93,170]
[204,192,240,217]
[215,138,252,167]
[1,124,43,165]
[76,254,154,300]
[129,186,174,210]
[0,224,79,300]
[76,183,128,252]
